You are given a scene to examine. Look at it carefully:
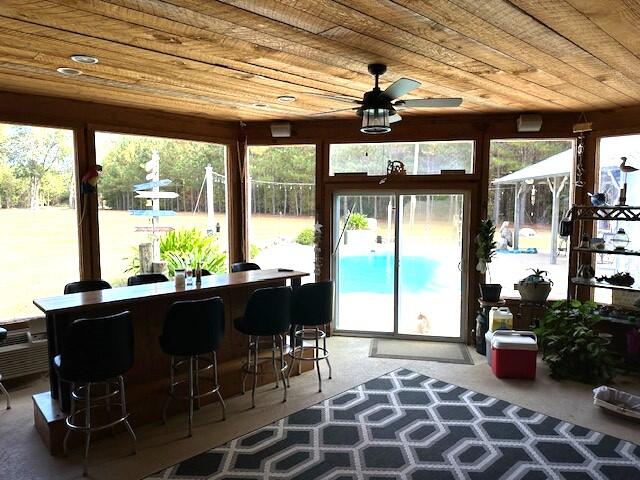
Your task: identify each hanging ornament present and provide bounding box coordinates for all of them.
[313,222,323,277]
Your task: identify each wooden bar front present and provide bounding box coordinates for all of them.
[32,269,309,455]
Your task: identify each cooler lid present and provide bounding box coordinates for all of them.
[492,333,538,351]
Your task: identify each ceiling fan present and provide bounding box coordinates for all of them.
[312,63,462,134]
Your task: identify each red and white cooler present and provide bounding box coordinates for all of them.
[491,330,538,379]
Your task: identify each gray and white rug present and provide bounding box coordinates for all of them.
[147,369,640,479]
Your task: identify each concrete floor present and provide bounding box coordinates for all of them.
[1,336,639,480]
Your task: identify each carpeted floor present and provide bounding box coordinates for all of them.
[146,368,640,480]
[370,339,473,364]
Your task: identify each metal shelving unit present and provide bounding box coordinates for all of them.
[567,205,640,313]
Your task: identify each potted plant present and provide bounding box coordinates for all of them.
[516,268,553,303]
[344,212,372,246]
[475,218,501,301]
[536,300,619,384]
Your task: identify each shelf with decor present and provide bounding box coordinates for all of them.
[570,277,640,293]
[573,247,640,257]
[566,205,640,310]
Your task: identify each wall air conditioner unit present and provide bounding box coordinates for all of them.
[0,318,48,380]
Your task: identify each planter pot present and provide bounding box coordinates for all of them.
[344,229,374,247]
[517,281,551,303]
[479,283,502,302]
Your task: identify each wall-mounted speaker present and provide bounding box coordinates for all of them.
[270,122,292,138]
[517,114,542,133]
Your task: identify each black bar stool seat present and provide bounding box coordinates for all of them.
[127,273,169,286]
[54,311,136,476]
[0,327,10,409]
[160,297,226,437]
[287,281,334,392]
[234,286,291,408]
[64,280,111,295]
[231,262,261,273]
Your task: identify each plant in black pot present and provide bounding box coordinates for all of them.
[536,300,619,384]
[475,219,501,301]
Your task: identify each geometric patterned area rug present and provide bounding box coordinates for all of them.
[146,369,640,480]
[370,339,473,364]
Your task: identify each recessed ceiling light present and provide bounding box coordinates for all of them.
[70,54,99,64]
[276,95,296,103]
[253,103,269,108]
[57,67,83,76]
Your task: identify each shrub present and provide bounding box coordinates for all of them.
[128,228,227,276]
[347,212,368,230]
[159,228,226,276]
[296,228,315,245]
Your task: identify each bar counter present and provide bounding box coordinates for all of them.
[32,269,308,454]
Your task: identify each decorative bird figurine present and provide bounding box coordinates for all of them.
[618,156,637,206]
[620,156,639,173]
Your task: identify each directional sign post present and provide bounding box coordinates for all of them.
[131,151,179,266]
[132,179,172,191]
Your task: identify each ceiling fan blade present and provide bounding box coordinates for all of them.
[398,98,463,108]
[311,107,359,116]
[389,113,402,123]
[382,78,421,100]
[307,92,362,104]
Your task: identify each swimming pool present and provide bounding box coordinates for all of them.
[338,252,439,294]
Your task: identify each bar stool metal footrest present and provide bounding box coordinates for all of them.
[162,352,226,435]
[240,334,289,408]
[287,327,332,393]
[63,375,136,476]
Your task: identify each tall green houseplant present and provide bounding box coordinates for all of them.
[475,219,501,301]
[536,300,619,384]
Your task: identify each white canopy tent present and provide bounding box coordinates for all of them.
[492,148,626,264]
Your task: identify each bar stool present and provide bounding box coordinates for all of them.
[64,280,111,294]
[127,273,169,286]
[160,297,226,437]
[0,327,10,409]
[54,311,136,476]
[287,281,333,392]
[234,286,291,408]
[231,262,260,273]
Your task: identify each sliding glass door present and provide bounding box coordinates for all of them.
[334,191,466,340]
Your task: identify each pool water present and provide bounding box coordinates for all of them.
[338,253,438,294]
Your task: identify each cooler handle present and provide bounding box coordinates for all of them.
[491,330,537,343]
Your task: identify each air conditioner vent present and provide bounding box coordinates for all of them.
[0,331,29,347]
[0,329,49,380]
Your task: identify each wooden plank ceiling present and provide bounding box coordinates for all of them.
[0,0,638,121]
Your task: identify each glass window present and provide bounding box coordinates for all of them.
[329,140,474,176]
[0,123,78,323]
[247,145,316,279]
[595,135,640,305]
[96,132,228,286]
[488,139,575,299]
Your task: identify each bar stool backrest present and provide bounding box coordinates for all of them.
[64,280,112,295]
[127,273,169,286]
[59,311,134,383]
[243,286,291,335]
[160,297,225,356]
[292,281,334,327]
[231,262,261,273]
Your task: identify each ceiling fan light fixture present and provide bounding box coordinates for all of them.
[360,108,391,134]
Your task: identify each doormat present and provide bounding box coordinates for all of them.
[369,338,473,364]
[146,368,639,479]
